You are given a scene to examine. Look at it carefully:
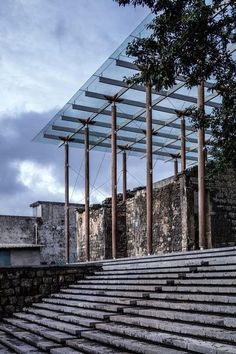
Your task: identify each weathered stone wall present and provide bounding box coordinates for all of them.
[207,169,236,247]
[126,179,184,257]
[0,201,82,265]
[76,167,236,261]
[0,263,101,318]
[77,196,127,261]
[35,201,79,265]
[0,216,37,245]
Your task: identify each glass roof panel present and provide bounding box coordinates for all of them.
[33,9,236,164]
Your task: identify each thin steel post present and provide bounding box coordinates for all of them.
[111,103,117,259]
[84,125,90,261]
[181,117,186,172]
[122,150,127,203]
[198,81,206,250]
[64,141,70,263]
[174,158,178,179]
[146,84,153,255]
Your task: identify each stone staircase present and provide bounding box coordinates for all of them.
[0,247,236,353]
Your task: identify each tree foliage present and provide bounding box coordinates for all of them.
[114,0,236,171]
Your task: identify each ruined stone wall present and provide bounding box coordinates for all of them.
[207,169,236,247]
[126,179,185,257]
[36,202,79,265]
[77,197,127,261]
[0,216,37,245]
[0,263,101,318]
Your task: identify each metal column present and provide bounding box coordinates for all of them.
[111,103,117,259]
[122,150,127,203]
[84,125,90,261]
[64,141,70,263]
[198,81,206,250]
[146,84,153,255]
[174,157,178,179]
[181,117,186,172]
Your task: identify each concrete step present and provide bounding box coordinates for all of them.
[22,308,99,328]
[43,298,125,313]
[0,330,45,353]
[31,302,114,320]
[80,330,189,354]
[149,292,236,304]
[67,337,132,354]
[123,307,236,328]
[136,299,236,315]
[0,342,14,353]
[96,264,236,275]
[3,318,76,344]
[0,322,61,351]
[102,257,236,271]
[87,270,236,280]
[111,314,236,343]
[51,348,84,354]
[60,288,147,298]
[102,247,236,267]
[156,285,236,294]
[51,293,138,306]
[69,284,157,292]
[95,322,236,354]
[78,278,236,286]
[11,313,89,335]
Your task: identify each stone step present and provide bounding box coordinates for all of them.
[157,285,236,294]
[149,292,236,304]
[87,270,236,280]
[0,330,45,353]
[43,298,125,313]
[94,322,236,354]
[0,322,61,351]
[3,318,76,344]
[111,314,236,343]
[0,342,14,354]
[51,348,84,354]
[102,247,236,267]
[78,278,236,286]
[22,308,99,328]
[96,264,236,275]
[31,302,114,320]
[136,299,236,315]
[80,330,188,354]
[123,307,236,328]
[11,313,89,335]
[51,293,138,306]
[60,288,147,298]
[67,337,132,354]
[102,257,236,271]
[69,284,157,292]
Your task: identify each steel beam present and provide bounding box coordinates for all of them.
[64,141,70,263]
[146,84,153,255]
[198,81,206,250]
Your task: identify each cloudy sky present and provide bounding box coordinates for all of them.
[0,0,173,216]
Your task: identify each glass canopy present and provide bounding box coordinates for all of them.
[34,12,236,166]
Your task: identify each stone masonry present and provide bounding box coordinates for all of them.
[77,166,236,261]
